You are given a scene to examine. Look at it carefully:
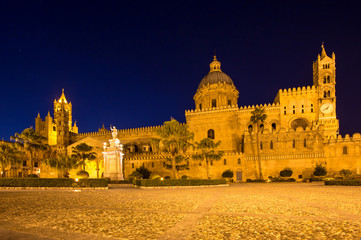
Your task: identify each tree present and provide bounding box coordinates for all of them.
[71,143,97,172]
[222,169,234,178]
[314,163,327,177]
[339,169,352,179]
[46,153,78,178]
[250,106,267,179]
[155,119,194,179]
[192,138,223,179]
[11,128,49,175]
[0,141,22,178]
[280,168,293,177]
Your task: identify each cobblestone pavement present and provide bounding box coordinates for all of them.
[0,183,361,240]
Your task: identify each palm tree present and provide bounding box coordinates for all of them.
[71,143,97,172]
[250,106,267,179]
[192,138,224,179]
[46,153,78,178]
[11,128,49,175]
[0,141,22,178]
[155,119,194,179]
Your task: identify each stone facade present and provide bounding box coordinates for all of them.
[33,45,360,181]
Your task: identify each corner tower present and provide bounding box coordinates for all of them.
[313,44,339,138]
[194,56,239,110]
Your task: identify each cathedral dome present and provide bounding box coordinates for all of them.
[194,56,239,110]
[198,71,234,90]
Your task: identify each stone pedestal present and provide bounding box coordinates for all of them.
[103,138,124,181]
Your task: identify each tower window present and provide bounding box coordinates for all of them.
[293,105,295,114]
[327,91,331,97]
[272,123,276,131]
[270,141,273,149]
[324,91,327,98]
[53,126,56,131]
[311,104,314,112]
[212,99,217,108]
[304,139,307,148]
[343,146,348,155]
[132,163,134,168]
[323,76,326,83]
[228,100,231,106]
[207,129,215,139]
[327,76,330,83]
[260,141,263,150]
[199,103,202,110]
[292,139,296,148]
[238,158,241,164]
[248,125,253,133]
[302,105,304,113]
[284,106,286,115]
[224,159,227,165]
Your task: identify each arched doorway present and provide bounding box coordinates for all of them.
[236,169,243,182]
[290,118,309,130]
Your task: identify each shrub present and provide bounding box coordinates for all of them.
[270,178,296,182]
[76,170,89,178]
[314,164,327,177]
[164,176,171,179]
[137,166,151,179]
[0,178,110,188]
[222,170,234,178]
[134,179,226,187]
[246,179,266,183]
[339,169,352,179]
[280,168,293,177]
[149,172,161,180]
[324,180,361,186]
[181,175,188,179]
[129,170,142,179]
[27,174,39,178]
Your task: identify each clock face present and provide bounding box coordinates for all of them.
[320,103,334,114]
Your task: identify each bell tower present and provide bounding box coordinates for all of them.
[312,43,339,138]
[54,89,72,151]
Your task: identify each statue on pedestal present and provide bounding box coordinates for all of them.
[103,126,124,180]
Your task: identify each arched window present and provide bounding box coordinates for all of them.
[323,76,326,83]
[304,139,307,148]
[272,123,276,131]
[248,125,253,133]
[207,129,215,139]
[224,159,227,165]
[238,158,241,164]
[311,104,314,113]
[292,139,296,148]
[327,76,330,83]
[132,163,134,168]
[53,126,56,131]
[210,160,213,166]
[302,105,304,113]
[343,146,348,155]
[151,162,154,168]
[270,141,273,149]
[199,103,202,110]
[260,141,263,150]
[212,99,217,108]
[324,91,327,98]
[327,91,331,97]
[291,118,308,130]
[260,124,264,133]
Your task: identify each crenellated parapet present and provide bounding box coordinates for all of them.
[327,133,361,143]
[274,86,316,104]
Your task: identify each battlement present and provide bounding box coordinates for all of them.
[185,103,280,116]
[328,133,361,143]
[279,85,316,96]
[77,125,162,139]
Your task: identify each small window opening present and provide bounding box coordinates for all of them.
[238,158,241,164]
[260,141,263,150]
[207,129,215,139]
[212,99,217,108]
[248,125,253,133]
[223,159,227,165]
[292,139,296,148]
[304,139,307,148]
[199,103,202,110]
[343,146,348,155]
[272,123,276,131]
[228,100,231,106]
[132,163,134,168]
[270,141,273,149]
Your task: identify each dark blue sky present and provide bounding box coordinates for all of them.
[1,1,361,139]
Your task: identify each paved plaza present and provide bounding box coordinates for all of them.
[0,183,360,240]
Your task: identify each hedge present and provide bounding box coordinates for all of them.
[270,178,296,182]
[324,180,361,186]
[0,178,110,188]
[246,179,266,183]
[134,179,226,187]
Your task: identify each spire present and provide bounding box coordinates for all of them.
[321,42,327,59]
[74,121,77,127]
[47,111,51,117]
[58,89,68,103]
[209,55,222,73]
[37,112,41,118]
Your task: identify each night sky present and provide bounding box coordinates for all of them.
[1,1,361,140]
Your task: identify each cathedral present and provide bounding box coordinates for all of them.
[34,45,361,181]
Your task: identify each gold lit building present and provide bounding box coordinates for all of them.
[33,45,360,180]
